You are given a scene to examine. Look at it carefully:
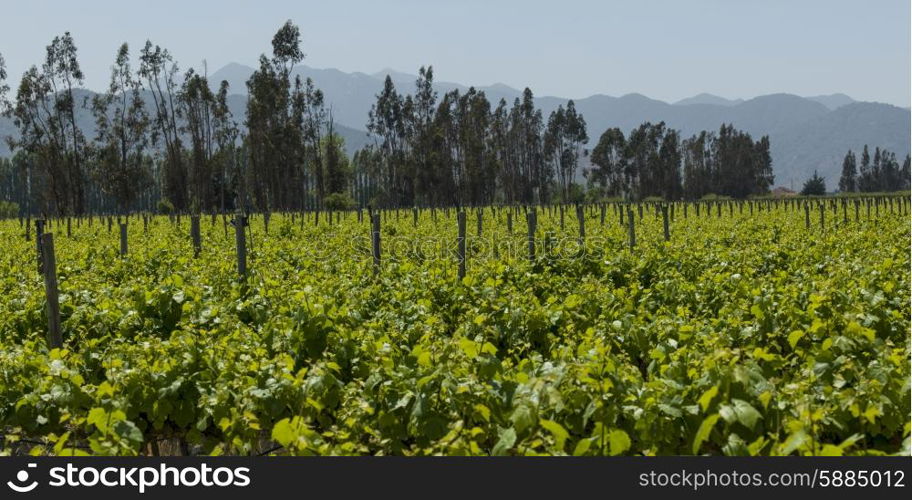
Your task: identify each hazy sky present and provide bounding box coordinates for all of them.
[2,0,910,106]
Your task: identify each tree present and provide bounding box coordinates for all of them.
[45,32,88,214]
[178,68,217,212]
[586,128,626,198]
[212,80,240,212]
[245,21,327,212]
[801,170,826,195]
[681,132,712,200]
[0,52,9,114]
[322,114,351,196]
[367,76,408,207]
[10,33,89,215]
[857,145,872,191]
[544,100,588,202]
[902,155,911,191]
[838,150,856,193]
[91,43,151,213]
[139,40,186,211]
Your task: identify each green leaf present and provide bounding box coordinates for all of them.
[510,404,536,435]
[572,437,593,456]
[271,418,295,447]
[732,399,762,431]
[698,385,719,412]
[113,420,143,445]
[540,419,569,451]
[692,414,720,454]
[787,330,805,349]
[492,427,517,456]
[608,429,631,456]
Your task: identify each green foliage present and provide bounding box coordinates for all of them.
[0,200,19,218]
[801,171,827,196]
[323,193,355,211]
[0,199,907,456]
[156,199,174,214]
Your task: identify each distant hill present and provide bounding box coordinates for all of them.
[1,63,908,189]
[674,93,744,107]
[805,93,855,110]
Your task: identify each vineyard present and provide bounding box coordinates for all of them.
[0,197,909,456]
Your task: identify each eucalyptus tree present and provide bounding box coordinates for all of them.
[91,43,151,213]
[45,32,88,214]
[11,33,89,215]
[212,80,240,212]
[857,145,872,192]
[367,76,408,207]
[178,68,217,211]
[544,100,588,201]
[838,150,857,193]
[299,76,326,206]
[0,52,9,114]
[245,20,322,212]
[512,89,545,203]
[139,41,186,211]
[410,66,437,206]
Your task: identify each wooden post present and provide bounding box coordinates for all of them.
[36,219,45,274]
[371,214,381,275]
[234,214,247,279]
[627,207,636,249]
[413,207,419,227]
[804,203,810,229]
[854,200,859,222]
[25,217,31,241]
[526,210,536,262]
[66,217,71,238]
[600,204,606,225]
[662,205,670,242]
[576,204,585,244]
[457,211,466,280]
[559,205,565,231]
[506,211,513,234]
[119,223,128,256]
[41,233,63,349]
[476,209,483,237]
[819,202,825,230]
[191,215,201,258]
[842,201,848,224]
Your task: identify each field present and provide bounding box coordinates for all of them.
[0,198,909,456]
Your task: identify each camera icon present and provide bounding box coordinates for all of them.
[7,463,38,493]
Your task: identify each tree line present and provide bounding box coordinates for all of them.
[354,69,590,208]
[1,21,902,217]
[586,123,773,201]
[837,145,910,194]
[0,23,349,216]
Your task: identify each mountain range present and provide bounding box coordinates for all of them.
[1,62,908,189]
